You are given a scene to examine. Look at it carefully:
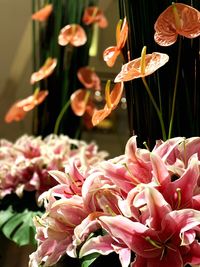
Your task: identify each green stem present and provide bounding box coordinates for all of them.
[142,77,166,140]
[168,38,182,139]
[54,99,71,134]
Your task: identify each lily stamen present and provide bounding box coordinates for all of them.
[176,187,182,209]
[145,236,162,249]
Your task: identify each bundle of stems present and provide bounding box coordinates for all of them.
[118,0,200,148]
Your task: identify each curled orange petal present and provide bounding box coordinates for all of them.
[114,52,169,82]
[82,6,108,28]
[5,102,26,123]
[5,90,49,123]
[103,17,128,67]
[70,89,89,116]
[116,17,128,50]
[32,4,53,22]
[154,3,200,46]
[77,66,101,90]
[17,90,49,111]
[103,46,121,67]
[58,24,87,47]
[92,82,123,126]
[30,58,57,84]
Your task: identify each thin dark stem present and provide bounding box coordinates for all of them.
[168,38,182,139]
[54,99,71,134]
[142,77,166,140]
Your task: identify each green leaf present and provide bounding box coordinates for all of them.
[81,253,100,267]
[0,208,42,246]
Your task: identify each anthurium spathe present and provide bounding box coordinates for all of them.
[32,4,53,22]
[82,6,108,28]
[92,80,124,126]
[77,66,101,90]
[103,17,128,67]
[114,51,169,82]
[4,90,48,123]
[30,58,57,84]
[154,3,200,46]
[58,24,87,47]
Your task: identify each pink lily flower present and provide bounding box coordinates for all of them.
[99,186,200,267]
[29,195,88,266]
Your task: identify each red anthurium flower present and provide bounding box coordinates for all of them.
[4,90,48,123]
[58,24,87,47]
[154,3,200,46]
[103,17,128,67]
[82,6,108,28]
[30,57,57,84]
[114,52,169,82]
[77,66,101,90]
[92,81,124,126]
[32,4,53,22]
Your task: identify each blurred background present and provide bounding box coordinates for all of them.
[0,0,129,158]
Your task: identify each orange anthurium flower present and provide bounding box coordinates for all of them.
[30,57,57,84]
[5,90,48,123]
[103,17,128,67]
[114,52,169,82]
[92,81,124,126]
[4,103,26,123]
[154,3,200,46]
[70,89,91,116]
[32,4,53,22]
[77,66,101,90]
[82,6,108,28]
[58,24,87,47]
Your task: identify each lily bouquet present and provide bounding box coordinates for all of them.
[28,2,200,267]
[0,134,108,246]
[29,135,200,267]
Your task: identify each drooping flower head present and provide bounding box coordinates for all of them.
[32,4,53,22]
[82,6,108,28]
[30,58,57,84]
[92,80,124,126]
[77,66,101,91]
[4,90,48,123]
[58,24,87,47]
[103,17,128,67]
[154,3,200,46]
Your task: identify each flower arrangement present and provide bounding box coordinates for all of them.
[27,2,200,267]
[0,134,108,246]
[29,135,200,267]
